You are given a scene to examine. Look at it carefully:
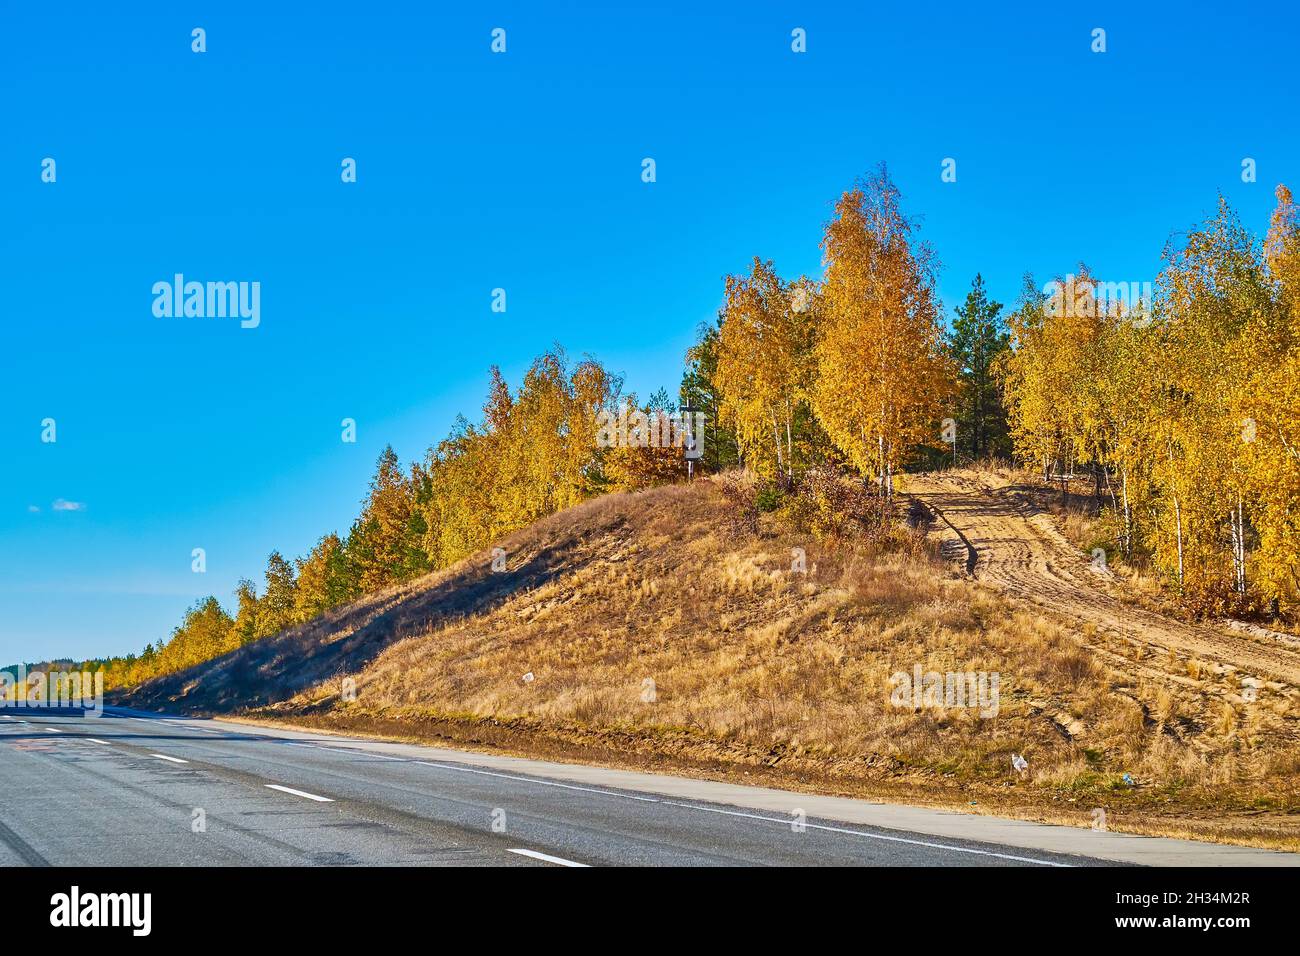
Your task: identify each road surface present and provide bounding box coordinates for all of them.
[1,707,1294,866]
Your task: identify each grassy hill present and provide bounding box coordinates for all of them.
[117,475,1300,849]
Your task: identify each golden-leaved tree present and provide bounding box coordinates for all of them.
[1148,198,1275,602]
[1243,186,1300,606]
[715,258,814,479]
[293,533,348,623]
[1002,189,1300,615]
[417,348,618,567]
[813,165,955,495]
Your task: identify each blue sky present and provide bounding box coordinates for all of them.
[2,1,1297,664]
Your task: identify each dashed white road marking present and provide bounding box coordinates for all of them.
[150,753,189,764]
[507,848,589,867]
[111,712,1070,865]
[265,784,334,803]
[252,735,1060,865]
[86,739,111,745]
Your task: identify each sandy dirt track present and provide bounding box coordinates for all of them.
[905,471,1300,691]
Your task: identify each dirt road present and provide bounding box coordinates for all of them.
[905,470,1300,690]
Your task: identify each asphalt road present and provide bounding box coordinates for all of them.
[0,707,1293,867]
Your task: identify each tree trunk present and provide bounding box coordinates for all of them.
[1173,494,1185,591]
[771,411,784,477]
[878,432,886,499]
[784,401,793,481]
[1230,495,1246,595]
[1120,467,1132,559]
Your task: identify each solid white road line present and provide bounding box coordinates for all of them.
[265,784,334,803]
[412,760,659,802]
[658,800,1070,867]
[150,753,189,764]
[507,848,589,867]
[109,713,1069,864]
[290,742,409,762]
[294,744,1062,864]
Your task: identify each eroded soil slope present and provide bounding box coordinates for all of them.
[905,470,1300,691]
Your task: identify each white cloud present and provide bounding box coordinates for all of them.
[27,505,40,513]
[51,499,86,512]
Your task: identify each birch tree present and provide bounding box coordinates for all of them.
[812,165,955,497]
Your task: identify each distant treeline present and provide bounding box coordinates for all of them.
[94,351,709,688]
[1002,190,1300,614]
[87,166,1300,688]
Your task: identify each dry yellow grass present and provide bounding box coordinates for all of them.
[120,474,1300,849]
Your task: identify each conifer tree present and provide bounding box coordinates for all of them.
[950,274,1010,460]
[681,319,740,473]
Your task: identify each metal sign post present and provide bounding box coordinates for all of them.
[680,404,704,480]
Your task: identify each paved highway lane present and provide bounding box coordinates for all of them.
[0,709,1293,867]
[0,712,519,866]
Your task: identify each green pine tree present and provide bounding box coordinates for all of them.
[950,274,1012,461]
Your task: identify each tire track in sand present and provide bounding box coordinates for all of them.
[905,471,1300,689]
